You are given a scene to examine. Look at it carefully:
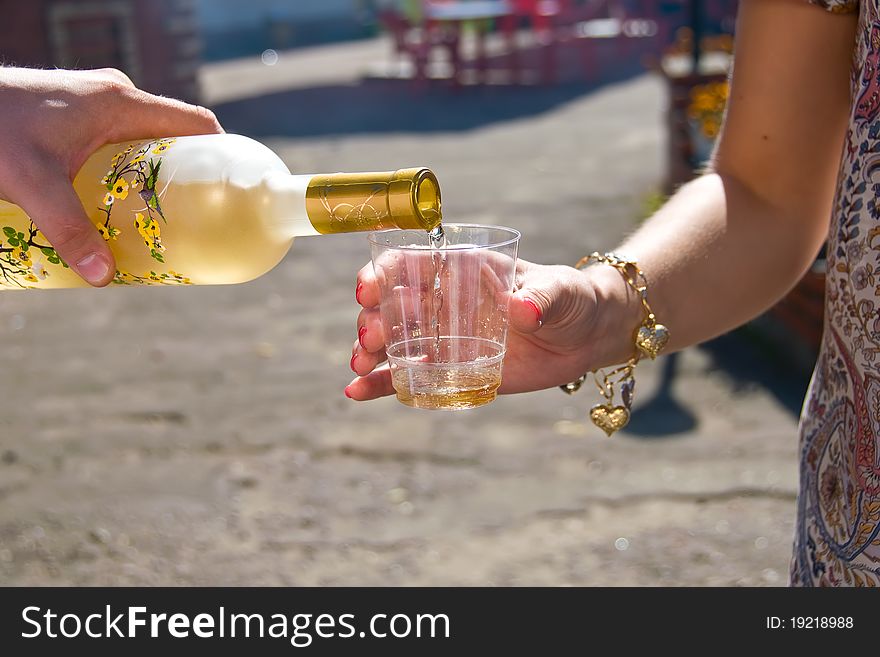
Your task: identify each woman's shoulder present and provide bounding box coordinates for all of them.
[809,0,859,13]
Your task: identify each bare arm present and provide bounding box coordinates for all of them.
[597,0,856,362]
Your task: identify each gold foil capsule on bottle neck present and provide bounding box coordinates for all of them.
[305,168,441,234]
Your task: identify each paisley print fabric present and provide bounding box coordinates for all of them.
[809,0,859,12]
[793,0,880,586]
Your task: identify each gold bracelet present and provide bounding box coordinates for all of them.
[560,252,669,436]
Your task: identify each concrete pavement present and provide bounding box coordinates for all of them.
[0,37,805,586]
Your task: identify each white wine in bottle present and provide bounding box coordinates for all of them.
[0,134,442,289]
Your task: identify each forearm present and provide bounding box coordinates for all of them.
[577,0,855,370]
[589,170,834,368]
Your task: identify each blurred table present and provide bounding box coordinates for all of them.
[424,0,512,21]
[423,1,516,84]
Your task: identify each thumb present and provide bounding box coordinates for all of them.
[14,163,115,287]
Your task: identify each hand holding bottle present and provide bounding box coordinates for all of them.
[0,67,223,286]
[347,257,639,399]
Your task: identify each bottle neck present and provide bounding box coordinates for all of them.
[265,168,442,238]
[264,173,317,238]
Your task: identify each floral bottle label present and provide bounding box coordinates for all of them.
[0,137,192,288]
[0,222,62,286]
[98,138,192,286]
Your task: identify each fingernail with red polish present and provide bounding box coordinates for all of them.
[524,298,543,327]
[344,386,353,399]
[350,354,358,373]
[355,281,363,305]
[358,326,367,347]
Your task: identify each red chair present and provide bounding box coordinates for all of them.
[420,1,512,86]
[378,7,461,88]
[378,10,426,83]
[511,0,567,37]
[502,0,576,83]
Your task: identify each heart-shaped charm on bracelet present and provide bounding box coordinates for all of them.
[635,323,669,359]
[589,403,630,436]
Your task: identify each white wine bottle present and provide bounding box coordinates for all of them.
[0,134,442,289]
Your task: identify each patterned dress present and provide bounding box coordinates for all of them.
[794,0,880,586]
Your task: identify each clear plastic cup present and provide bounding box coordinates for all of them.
[368,224,520,410]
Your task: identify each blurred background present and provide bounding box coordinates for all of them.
[0,0,817,585]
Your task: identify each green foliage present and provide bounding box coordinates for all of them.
[641,190,668,222]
